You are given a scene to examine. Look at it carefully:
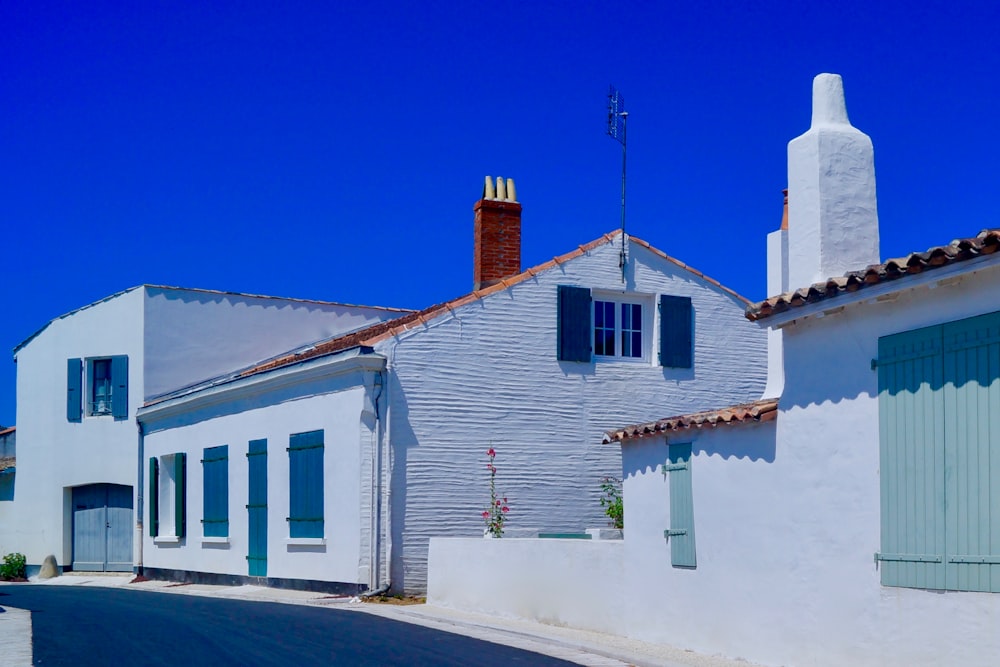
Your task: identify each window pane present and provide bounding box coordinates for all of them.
[594,301,616,356]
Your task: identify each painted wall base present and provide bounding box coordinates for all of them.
[141,567,366,595]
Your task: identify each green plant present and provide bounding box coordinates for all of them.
[481,448,510,537]
[1,552,27,580]
[599,477,624,529]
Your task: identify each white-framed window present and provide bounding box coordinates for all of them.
[149,452,186,541]
[592,293,652,361]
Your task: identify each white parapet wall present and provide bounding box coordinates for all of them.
[427,537,625,633]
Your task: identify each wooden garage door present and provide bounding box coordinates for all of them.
[72,483,133,572]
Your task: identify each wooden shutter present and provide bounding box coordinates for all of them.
[247,439,269,577]
[174,453,186,538]
[288,430,324,538]
[941,311,1000,592]
[111,355,128,420]
[877,324,946,590]
[148,457,159,537]
[557,285,592,362]
[664,443,697,568]
[67,358,83,422]
[201,445,229,538]
[659,295,693,368]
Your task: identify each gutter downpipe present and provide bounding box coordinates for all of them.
[361,338,397,598]
[135,418,145,575]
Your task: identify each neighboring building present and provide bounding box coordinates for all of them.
[426,74,1000,667]
[2,287,406,574]
[136,179,767,594]
[0,426,15,505]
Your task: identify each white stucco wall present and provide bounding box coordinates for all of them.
[614,262,1000,667]
[382,237,767,593]
[141,357,381,586]
[427,537,624,630]
[143,286,401,399]
[6,289,144,568]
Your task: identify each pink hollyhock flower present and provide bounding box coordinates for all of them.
[502,506,509,513]
[487,447,495,457]
[482,511,489,518]
[496,500,501,506]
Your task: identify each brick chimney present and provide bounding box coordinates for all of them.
[473,176,521,290]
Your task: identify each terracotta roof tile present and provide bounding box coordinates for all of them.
[747,228,1000,321]
[0,426,14,437]
[227,230,748,381]
[604,398,780,443]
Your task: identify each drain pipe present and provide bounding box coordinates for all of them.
[135,419,145,576]
[360,338,398,598]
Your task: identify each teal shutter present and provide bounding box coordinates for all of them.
[288,430,324,538]
[877,324,947,589]
[247,439,268,576]
[659,295,693,368]
[664,443,697,568]
[67,358,82,422]
[111,355,128,420]
[174,453,186,538]
[557,285,592,362]
[201,445,229,538]
[149,457,159,537]
[941,311,1000,593]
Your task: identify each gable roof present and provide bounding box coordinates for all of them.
[746,228,1000,322]
[13,285,411,356]
[604,398,779,443]
[232,230,750,380]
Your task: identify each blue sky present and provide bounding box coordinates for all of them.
[2,1,998,426]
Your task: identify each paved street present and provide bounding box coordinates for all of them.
[0,585,575,667]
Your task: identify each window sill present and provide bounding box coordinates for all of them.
[284,537,326,547]
[153,536,181,544]
[201,536,230,546]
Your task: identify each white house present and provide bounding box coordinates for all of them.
[135,179,767,594]
[1,287,406,575]
[426,75,1000,667]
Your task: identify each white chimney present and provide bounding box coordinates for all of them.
[787,74,879,289]
[762,191,789,398]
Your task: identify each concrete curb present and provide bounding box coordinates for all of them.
[0,605,33,667]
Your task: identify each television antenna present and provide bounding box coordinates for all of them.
[607,85,628,282]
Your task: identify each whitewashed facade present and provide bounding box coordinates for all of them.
[427,75,1000,666]
[137,206,767,594]
[1,286,402,574]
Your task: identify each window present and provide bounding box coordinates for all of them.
[201,445,229,538]
[662,443,697,568]
[67,355,128,421]
[877,310,1000,592]
[149,453,186,540]
[557,286,692,367]
[287,430,324,539]
[593,299,645,359]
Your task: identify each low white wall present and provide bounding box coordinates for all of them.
[427,537,624,633]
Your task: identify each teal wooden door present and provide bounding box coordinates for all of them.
[72,483,133,572]
[247,439,268,578]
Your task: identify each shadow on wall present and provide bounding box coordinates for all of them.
[622,421,777,478]
[388,372,415,594]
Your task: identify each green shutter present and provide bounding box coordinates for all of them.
[174,453,186,538]
[659,295,693,368]
[247,439,268,576]
[67,358,82,422]
[664,443,696,568]
[877,324,946,590]
[288,430,324,538]
[202,446,229,538]
[111,355,128,420]
[942,311,1000,593]
[557,285,592,362]
[149,457,159,537]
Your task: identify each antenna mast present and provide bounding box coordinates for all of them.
[607,85,628,283]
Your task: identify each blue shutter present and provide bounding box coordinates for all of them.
[877,325,946,590]
[174,453,186,538]
[201,445,229,538]
[67,358,82,422]
[148,457,159,537]
[111,355,128,420]
[288,430,324,538]
[557,285,592,362]
[659,295,693,368]
[941,311,1000,593]
[664,443,697,568]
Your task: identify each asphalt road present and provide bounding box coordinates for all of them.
[0,585,576,667]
